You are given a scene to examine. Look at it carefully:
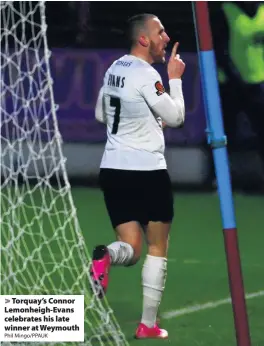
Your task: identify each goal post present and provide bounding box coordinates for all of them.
[0,1,128,345]
[192,2,251,346]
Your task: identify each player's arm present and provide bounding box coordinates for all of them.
[140,42,186,128]
[140,77,185,128]
[152,79,185,128]
[95,87,106,124]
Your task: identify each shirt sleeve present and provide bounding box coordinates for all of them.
[95,86,106,124]
[139,69,168,107]
[139,69,185,128]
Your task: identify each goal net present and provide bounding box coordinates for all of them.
[0,1,128,345]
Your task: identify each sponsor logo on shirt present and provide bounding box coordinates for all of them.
[155,81,165,96]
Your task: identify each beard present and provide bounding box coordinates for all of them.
[149,41,166,64]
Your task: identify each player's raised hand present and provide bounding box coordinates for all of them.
[167,42,185,80]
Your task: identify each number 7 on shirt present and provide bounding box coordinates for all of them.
[110,97,121,134]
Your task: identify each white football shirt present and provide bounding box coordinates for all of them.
[95,54,185,171]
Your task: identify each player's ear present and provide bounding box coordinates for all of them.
[138,36,149,47]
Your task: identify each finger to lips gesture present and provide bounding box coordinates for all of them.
[168,42,185,79]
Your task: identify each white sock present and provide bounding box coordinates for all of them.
[141,255,167,328]
[107,241,134,265]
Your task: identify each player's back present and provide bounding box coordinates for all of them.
[101,54,166,171]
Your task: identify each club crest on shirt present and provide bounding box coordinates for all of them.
[155,81,165,96]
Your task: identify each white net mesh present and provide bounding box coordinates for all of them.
[0,1,128,345]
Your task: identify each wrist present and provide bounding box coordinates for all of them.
[168,74,182,80]
[169,77,181,81]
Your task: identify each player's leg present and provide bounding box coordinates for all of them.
[108,221,143,266]
[100,169,144,265]
[91,169,145,296]
[136,170,173,339]
[91,221,142,297]
[135,221,170,339]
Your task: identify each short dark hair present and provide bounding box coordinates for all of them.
[126,13,157,47]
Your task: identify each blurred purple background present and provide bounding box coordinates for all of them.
[51,49,206,144]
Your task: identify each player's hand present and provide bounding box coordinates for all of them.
[167,42,185,80]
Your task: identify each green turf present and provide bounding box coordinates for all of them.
[1,187,263,345]
[74,188,264,346]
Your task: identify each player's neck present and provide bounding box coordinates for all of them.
[129,48,153,65]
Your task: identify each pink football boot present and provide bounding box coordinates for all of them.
[90,245,111,299]
[135,322,168,339]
